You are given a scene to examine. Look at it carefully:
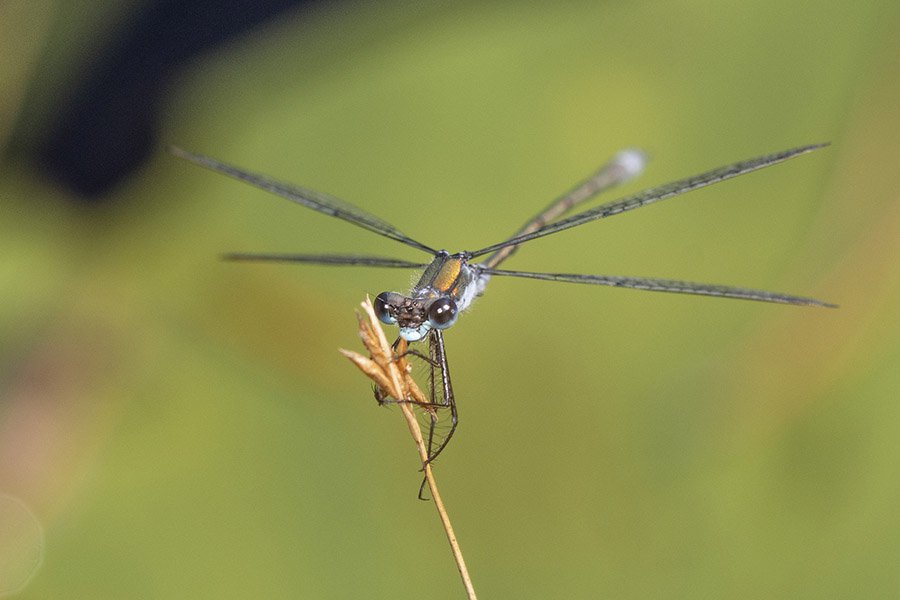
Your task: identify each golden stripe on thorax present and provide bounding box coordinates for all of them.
[437,256,466,296]
[428,255,464,296]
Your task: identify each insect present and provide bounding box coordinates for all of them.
[172,143,835,481]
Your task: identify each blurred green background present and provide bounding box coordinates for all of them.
[3,1,900,598]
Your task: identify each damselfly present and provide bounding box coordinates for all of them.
[172,143,835,478]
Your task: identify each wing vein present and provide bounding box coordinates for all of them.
[480,267,837,307]
[469,144,828,258]
[170,147,436,254]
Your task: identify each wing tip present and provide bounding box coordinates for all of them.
[795,141,831,155]
[166,145,190,159]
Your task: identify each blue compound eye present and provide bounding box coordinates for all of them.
[373,292,396,325]
[427,297,458,329]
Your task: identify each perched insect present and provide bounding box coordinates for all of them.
[172,143,835,483]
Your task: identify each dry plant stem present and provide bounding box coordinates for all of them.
[340,298,477,600]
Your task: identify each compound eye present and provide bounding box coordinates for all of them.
[427,297,458,329]
[373,292,396,325]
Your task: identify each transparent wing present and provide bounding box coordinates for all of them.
[480,148,647,269]
[170,147,436,254]
[470,144,828,258]
[480,267,837,307]
[223,253,428,268]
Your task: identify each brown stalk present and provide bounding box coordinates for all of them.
[340,298,477,600]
